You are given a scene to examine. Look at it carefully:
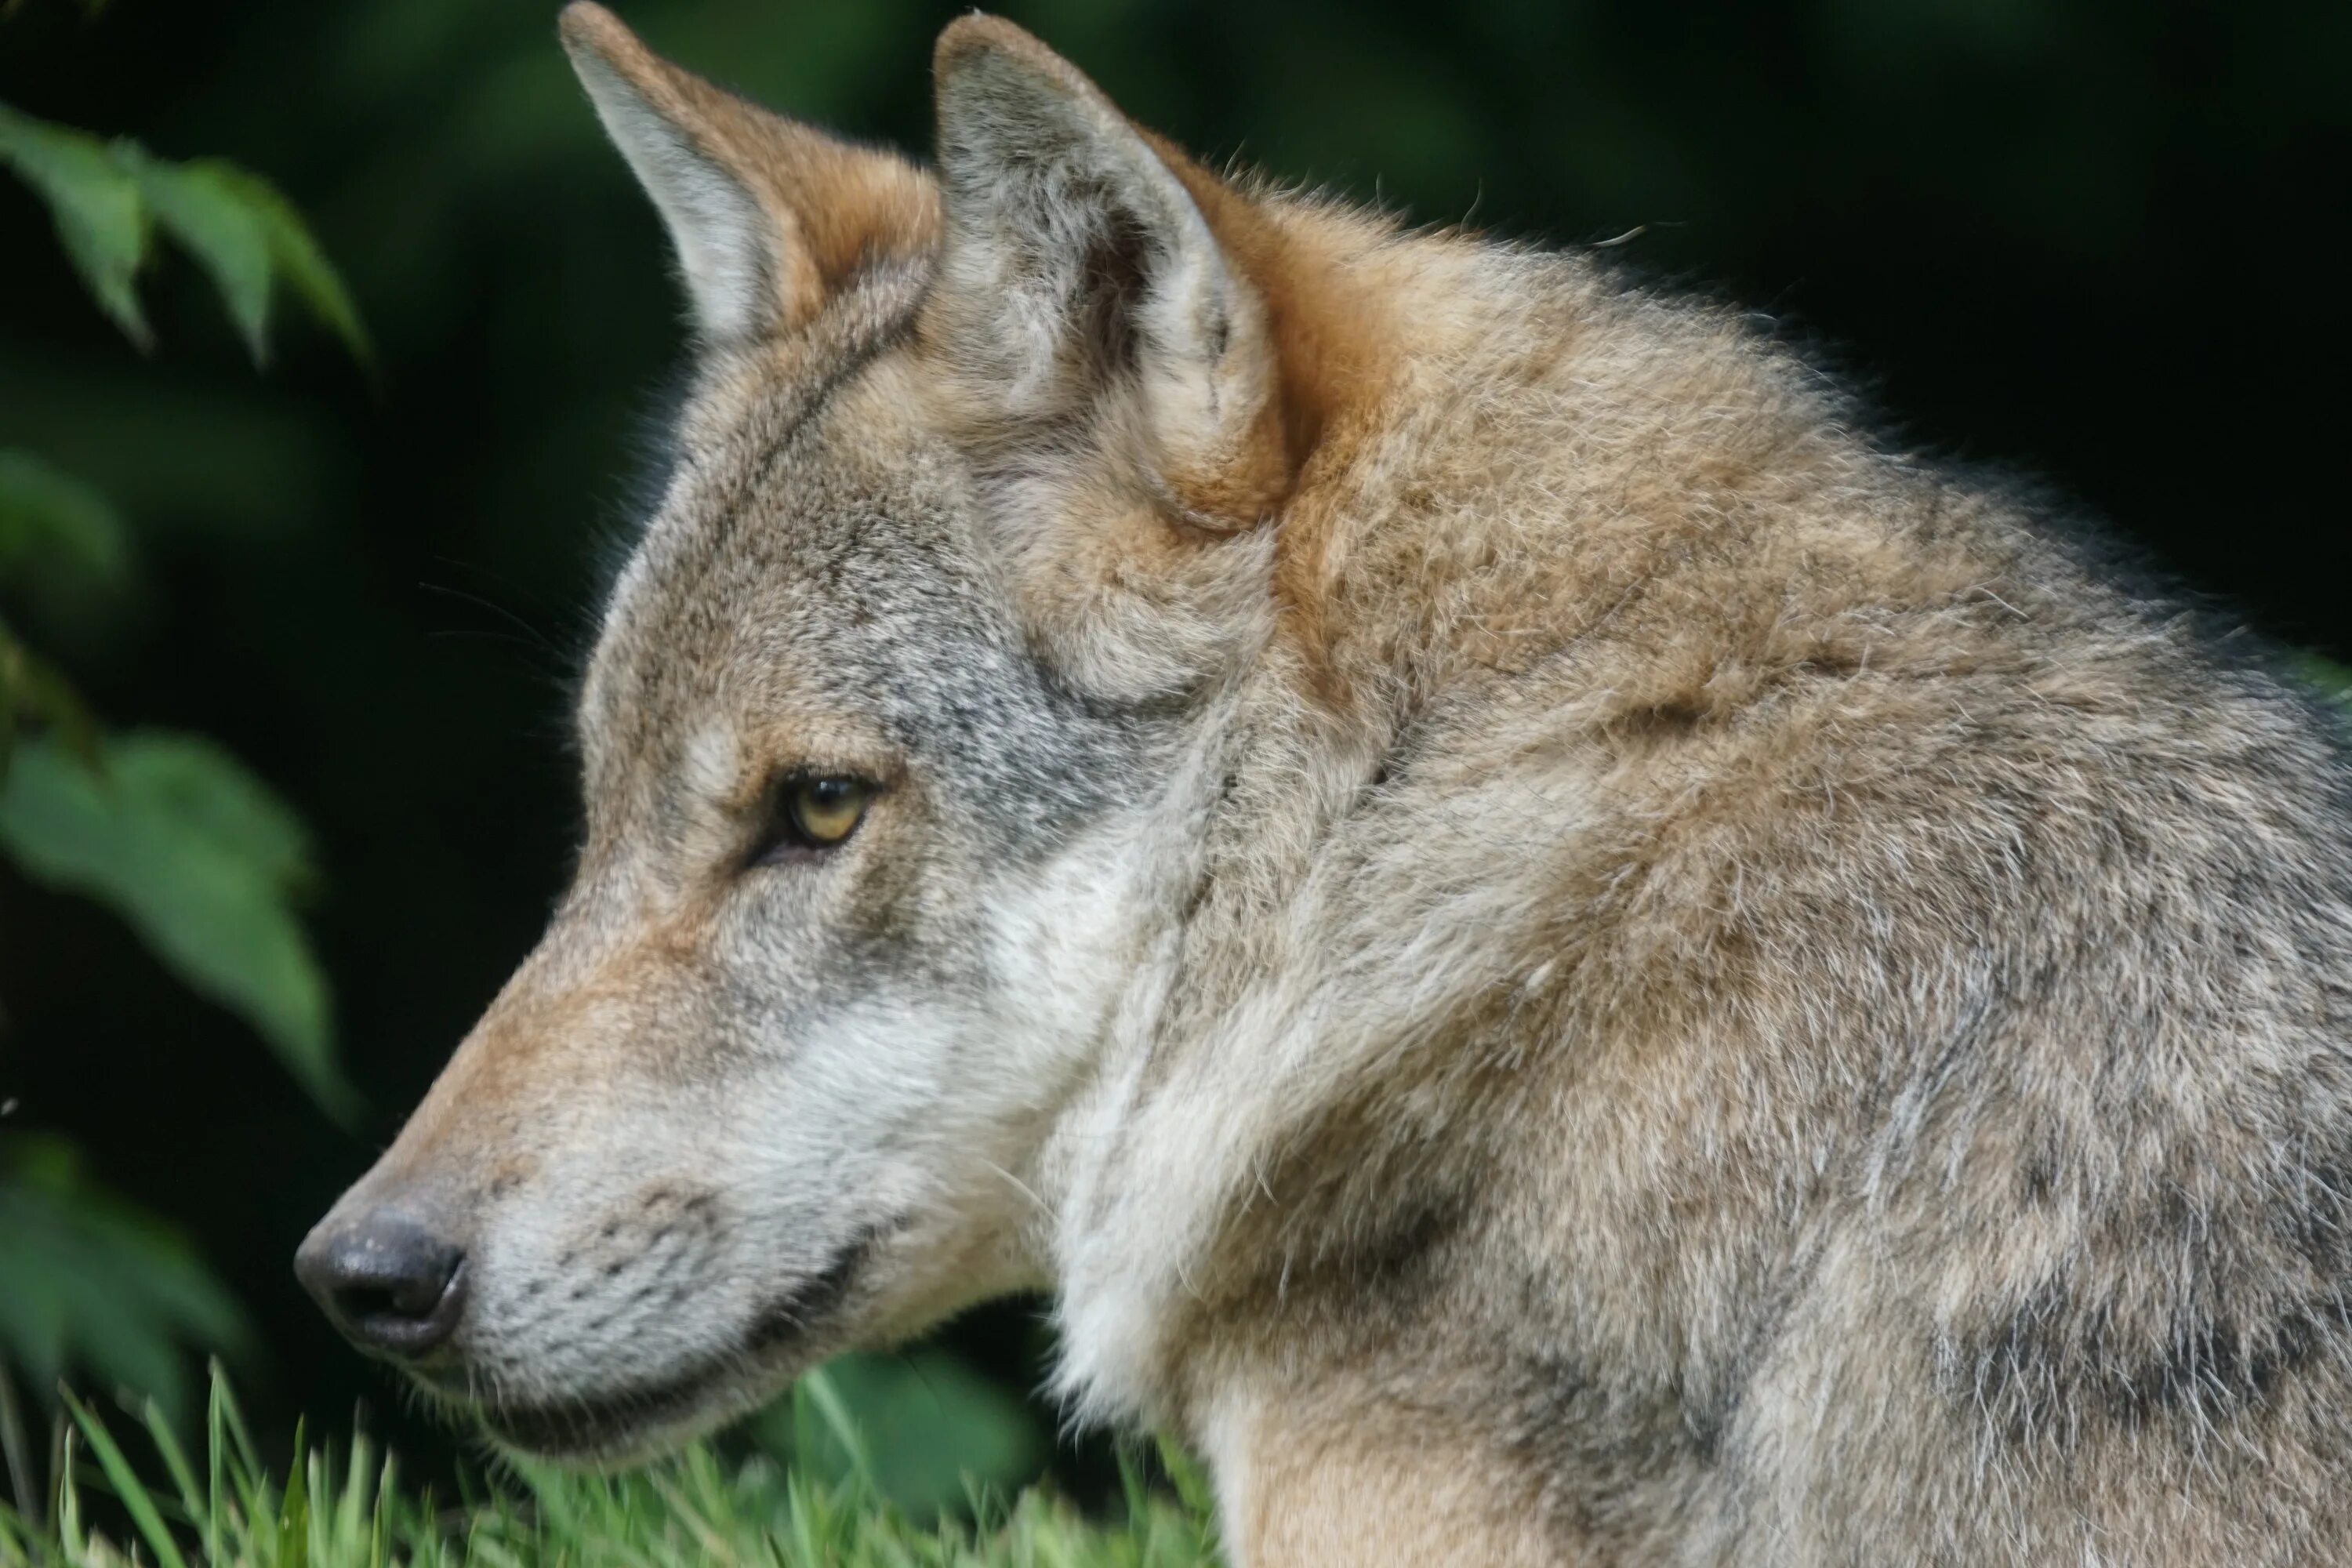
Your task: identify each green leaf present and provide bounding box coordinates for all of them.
[0,732,352,1117]
[104,731,316,891]
[0,103,151,349]
[0,614,101,781]
[0,103,370,370]
[0,449,132,593]
[2299,654,2352,710]
[206,165,376,372]
[122,153,275,365]
[0,1134,249,1427]
[763,1352,1047,1520]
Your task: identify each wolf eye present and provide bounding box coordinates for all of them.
[757,775,873,863]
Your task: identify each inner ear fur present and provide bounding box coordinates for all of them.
[560,1,939,343]
[924,16,1349,533]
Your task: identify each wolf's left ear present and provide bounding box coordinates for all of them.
[560,2,938,343]
[925,18,1295,529]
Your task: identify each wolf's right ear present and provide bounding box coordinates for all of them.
[559,2,938,343]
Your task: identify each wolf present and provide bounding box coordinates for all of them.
[297,5,2352,1563]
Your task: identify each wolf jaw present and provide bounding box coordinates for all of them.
[448,1219,888,1461]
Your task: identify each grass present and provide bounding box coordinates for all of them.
[0,1370,1221,1567]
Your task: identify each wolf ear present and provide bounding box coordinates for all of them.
[559,2,938,343]
[926,18,1292,528]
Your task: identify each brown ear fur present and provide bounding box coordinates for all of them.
[561,2,939,334]
[931,15,1389,533]
[1141,134,1397,672]
[927,12,1392,658]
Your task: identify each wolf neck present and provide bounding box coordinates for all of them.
[1033,213,1640,1431]
[1032,191,1904,1455]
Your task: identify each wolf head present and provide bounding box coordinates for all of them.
[294,4,1342,1460]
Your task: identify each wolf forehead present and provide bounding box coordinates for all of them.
[575,293,1159,855]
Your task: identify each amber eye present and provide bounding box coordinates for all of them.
[755,775,873,864]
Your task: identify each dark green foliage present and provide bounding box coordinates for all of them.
[759,1352,1048,1523]
[0,734,348,1116]
[0,1138,247,1428]
[0,105,368,365]
[0,94,365,1446]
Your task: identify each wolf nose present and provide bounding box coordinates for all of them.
[295,1212,468,1361]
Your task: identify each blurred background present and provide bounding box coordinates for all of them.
[2,0,2347,1517]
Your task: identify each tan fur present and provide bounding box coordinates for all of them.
[303,13,2352,1565]
[1214,1384,1562,1567]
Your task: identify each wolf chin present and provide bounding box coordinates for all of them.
[296,6,2352,1563]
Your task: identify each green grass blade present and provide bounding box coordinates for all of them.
[9,1374,1225,1566]
[53,1425,85,1563]
[206,1362,230,1562]
[278,1414,310,1568]
[797,1365,878,1490]
[140,1395,209,1538]
[59,1388,190,1568]
[1153,1436,1213,1522]
[209,1358,261,1480]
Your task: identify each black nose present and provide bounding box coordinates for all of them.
[295,1212,467,1361]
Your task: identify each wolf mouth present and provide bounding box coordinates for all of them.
[463,1225,886,1457]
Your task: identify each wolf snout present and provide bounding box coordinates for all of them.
[296,1208,469,1362]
